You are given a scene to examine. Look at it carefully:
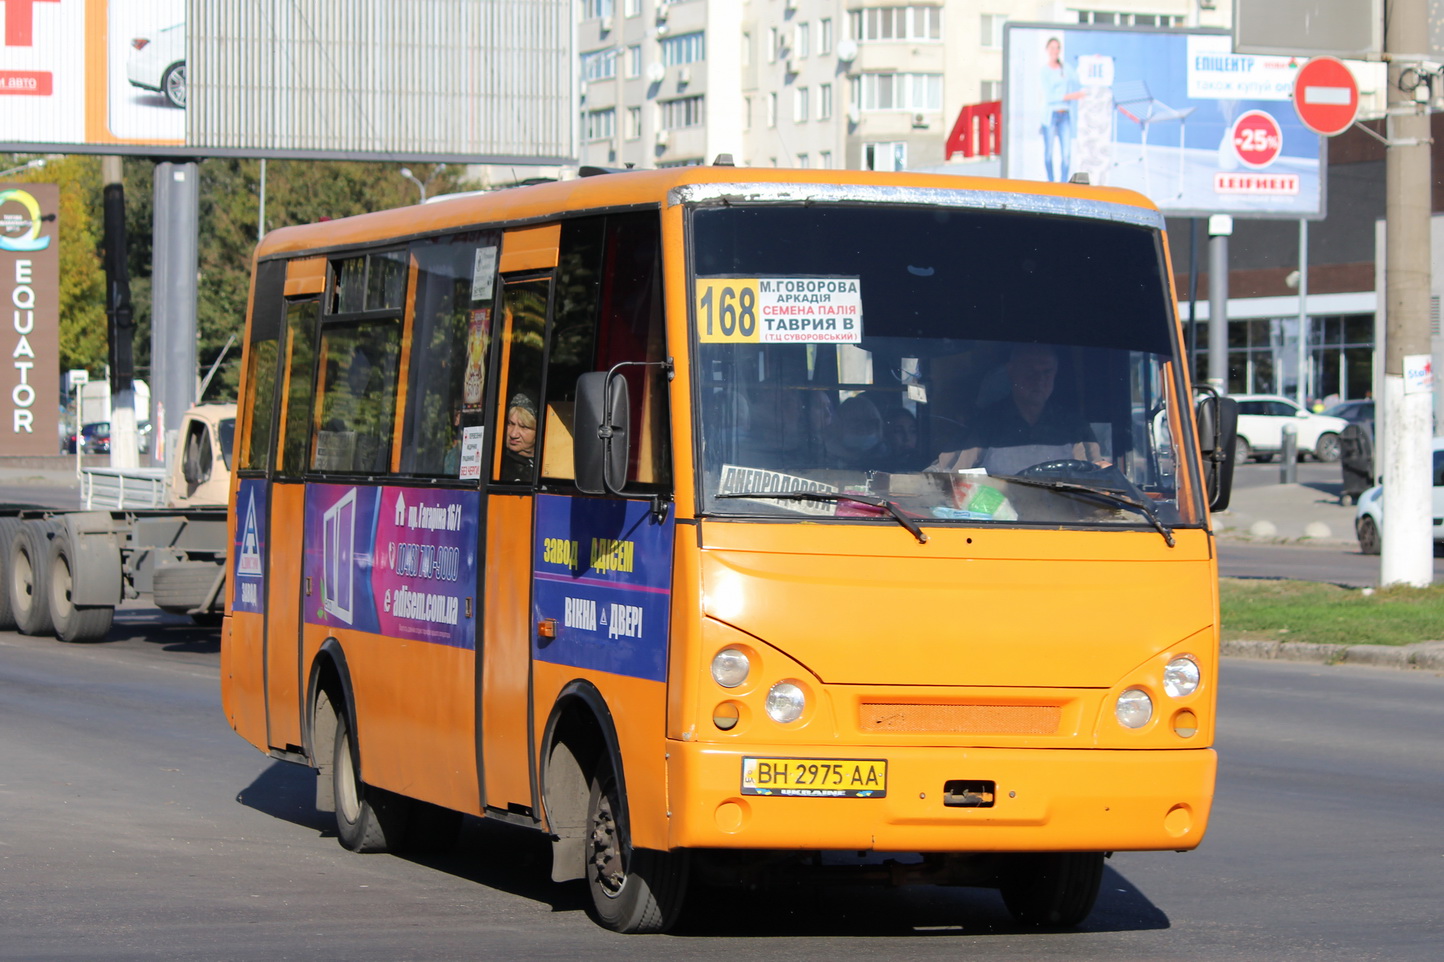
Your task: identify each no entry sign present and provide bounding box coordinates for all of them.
[1232,110,1283,168]
[1293,56,1359,136]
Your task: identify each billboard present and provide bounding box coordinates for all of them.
[1004,25,1325,219]
[1,182,60,456]
[1,0,574,164]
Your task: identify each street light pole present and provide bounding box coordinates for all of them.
[399,164,445,203]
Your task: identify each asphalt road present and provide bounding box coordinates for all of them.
[1,616,1439,960]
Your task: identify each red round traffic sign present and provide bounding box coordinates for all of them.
[1293,56,1359,136]
[1231,110,1283,169]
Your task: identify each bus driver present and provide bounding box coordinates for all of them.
[927,343,1100,476]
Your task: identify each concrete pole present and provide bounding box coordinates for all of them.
[1207,214,1233,394]
[1380,0,1435,586]
[151,162,200,469]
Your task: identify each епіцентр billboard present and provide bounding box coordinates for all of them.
[1004,25,1324,219]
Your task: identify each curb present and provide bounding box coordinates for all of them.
[1223,638,1444,672]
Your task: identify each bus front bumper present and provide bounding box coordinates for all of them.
[665,742,1215,853]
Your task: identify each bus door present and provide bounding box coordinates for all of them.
[480,225,558,816]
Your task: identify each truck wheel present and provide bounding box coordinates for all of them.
[999,852,1104,929]
[48,533,114,643]
[585,759,689,933]
[0,517,24,631]
[331,692,410,853]
[152,562,224,614]
[10,520,58,636]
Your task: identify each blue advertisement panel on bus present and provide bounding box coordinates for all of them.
[1003,25,1325,218]
[232,479,268,614]
[300,484,480,650]
[532,494,675,683]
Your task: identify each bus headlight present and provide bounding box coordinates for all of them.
[765,681,806,724]
[711,647,751,688]
[1115,688,1153,729]
[1163,656,1200,698]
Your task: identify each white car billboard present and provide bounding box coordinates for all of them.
[1004,25,1325,218]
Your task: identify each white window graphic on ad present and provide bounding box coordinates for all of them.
[323,488,358,624]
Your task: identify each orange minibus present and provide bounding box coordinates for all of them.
[221,164,1238,933]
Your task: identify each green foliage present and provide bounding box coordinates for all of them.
[1220,578,1444,647]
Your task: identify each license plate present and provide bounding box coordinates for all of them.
[741,757,887,798]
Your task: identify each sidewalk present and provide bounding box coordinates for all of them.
[1212,475,1358,546]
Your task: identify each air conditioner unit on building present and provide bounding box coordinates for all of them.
[656,2,669,21]
[847,104,861,124]
[600,15,612,34]
[1199,0,1216,8]
[912,113,928,129]
[678,67,691,86]
[655,128,670,146]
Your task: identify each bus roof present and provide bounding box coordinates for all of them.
[253,165,1163,260]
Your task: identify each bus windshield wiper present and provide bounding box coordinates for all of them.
[992,475,1175,547]
[716,491,928,544]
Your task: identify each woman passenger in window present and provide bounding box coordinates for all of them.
[500,393,538,482]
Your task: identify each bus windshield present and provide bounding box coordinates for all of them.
[690,200,1203,532]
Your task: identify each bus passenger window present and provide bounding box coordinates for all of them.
[494,279,549,485]
[240,260,285,472]
[401,233,498,478]
[278,300,320,478]
[312,322,403,475]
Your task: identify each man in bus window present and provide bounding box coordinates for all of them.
[927,343,1099,476]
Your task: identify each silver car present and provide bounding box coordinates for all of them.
[1354,437,1444,554]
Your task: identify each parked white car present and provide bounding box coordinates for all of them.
[1231,394,1349,463]
[1354,437,1444,554]
[127,23,186,108]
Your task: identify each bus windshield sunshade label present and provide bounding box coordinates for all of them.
[696,277,862,344]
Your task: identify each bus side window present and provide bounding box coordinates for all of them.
[400,233,498,478]
[239,260,285,473]
[541,210,669,490]
[493,279,550,485]
[277,300,320,479]
[311,321,403,475]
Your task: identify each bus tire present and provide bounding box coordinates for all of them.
[585,761,689,934]
[10,520,59,637]
[332,693,409,853]
[48,532,114,643]
[999,852,1104,929]
[0,517,25,631]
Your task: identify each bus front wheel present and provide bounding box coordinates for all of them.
[585,763,689,933]
[999,852,1104,929]
[332,696,409,853]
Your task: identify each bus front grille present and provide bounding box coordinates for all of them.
[859,702,1062,735]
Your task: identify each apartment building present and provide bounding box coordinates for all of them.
[574,0,1228,172]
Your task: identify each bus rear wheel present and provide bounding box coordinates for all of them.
[999,852,1104,929]
[331,695,409,853]
[585,762,689,933]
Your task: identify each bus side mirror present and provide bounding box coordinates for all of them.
[574,371,631,496]
[1196,394,1238,513]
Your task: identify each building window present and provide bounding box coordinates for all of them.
[797,153,810,168]
[742,31,752,66]
[581,48,617,82]
[627,44,642,77]
[820,18,833,54]
[795,86,810,122]
[819,83,833,119]
[582,0,614,20]
[662,31,705,66]
[864,141,908,172]
[820,150,833,168]
[768,92,778,127]
[768,27,778,62]
[624,0,640,16]
[858,72,943,111]
[625,106,642,140]
[585,108,616,141]
[980,79,1001,102]
[744,95,752,129]
[797,22,811,58]
[1077,10,1184,27]
[980,13,1006,49]
[850,6,942,42]
[661,95,704,128]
